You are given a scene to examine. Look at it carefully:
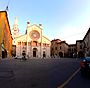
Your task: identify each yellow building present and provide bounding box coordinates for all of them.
[0,11,12,59]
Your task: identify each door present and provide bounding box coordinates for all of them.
[33,48,37,57]
[33,51,36,57]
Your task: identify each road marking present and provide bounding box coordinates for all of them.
[57,67,80,88]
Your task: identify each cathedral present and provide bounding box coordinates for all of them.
[12,18,51,58]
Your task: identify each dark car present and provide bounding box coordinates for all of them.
[80,57,90,75]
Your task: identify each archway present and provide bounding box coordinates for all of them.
[22,50,26,58]
[43,51,46,58]
[33,48,37,57]
[2,49,7,58]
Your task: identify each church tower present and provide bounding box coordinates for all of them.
[12,17,19,45]
[12,17,19,38]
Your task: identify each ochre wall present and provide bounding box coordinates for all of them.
[0,11,12,59]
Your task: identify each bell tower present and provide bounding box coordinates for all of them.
[12,17,19,38]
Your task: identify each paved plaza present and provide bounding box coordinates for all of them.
[0,58,80,88]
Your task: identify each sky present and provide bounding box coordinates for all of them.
[0,0,90,44]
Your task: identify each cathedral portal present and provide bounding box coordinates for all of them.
[33,48,37,57]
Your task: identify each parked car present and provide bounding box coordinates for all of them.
[80,57,90,75]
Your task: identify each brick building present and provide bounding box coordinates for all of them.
[0,11,12,59]
[83,28,90,57]
[51,39,69,58]
[51,28,90,58]
[68,44,76,58]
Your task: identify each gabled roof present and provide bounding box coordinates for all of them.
[30,24,43,30]
[42,36,50,41]
[57,41,69,46]
[83,28,90,40]
[25,24,43,34]
[51,39,61,42]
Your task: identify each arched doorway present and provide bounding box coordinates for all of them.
[33,48,37,57]
[2,49,7,58]
[59,52,63,57]
[43,51,46,58]
[22,50,26,58]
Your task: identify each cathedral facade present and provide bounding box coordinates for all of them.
[12,18,51,58]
